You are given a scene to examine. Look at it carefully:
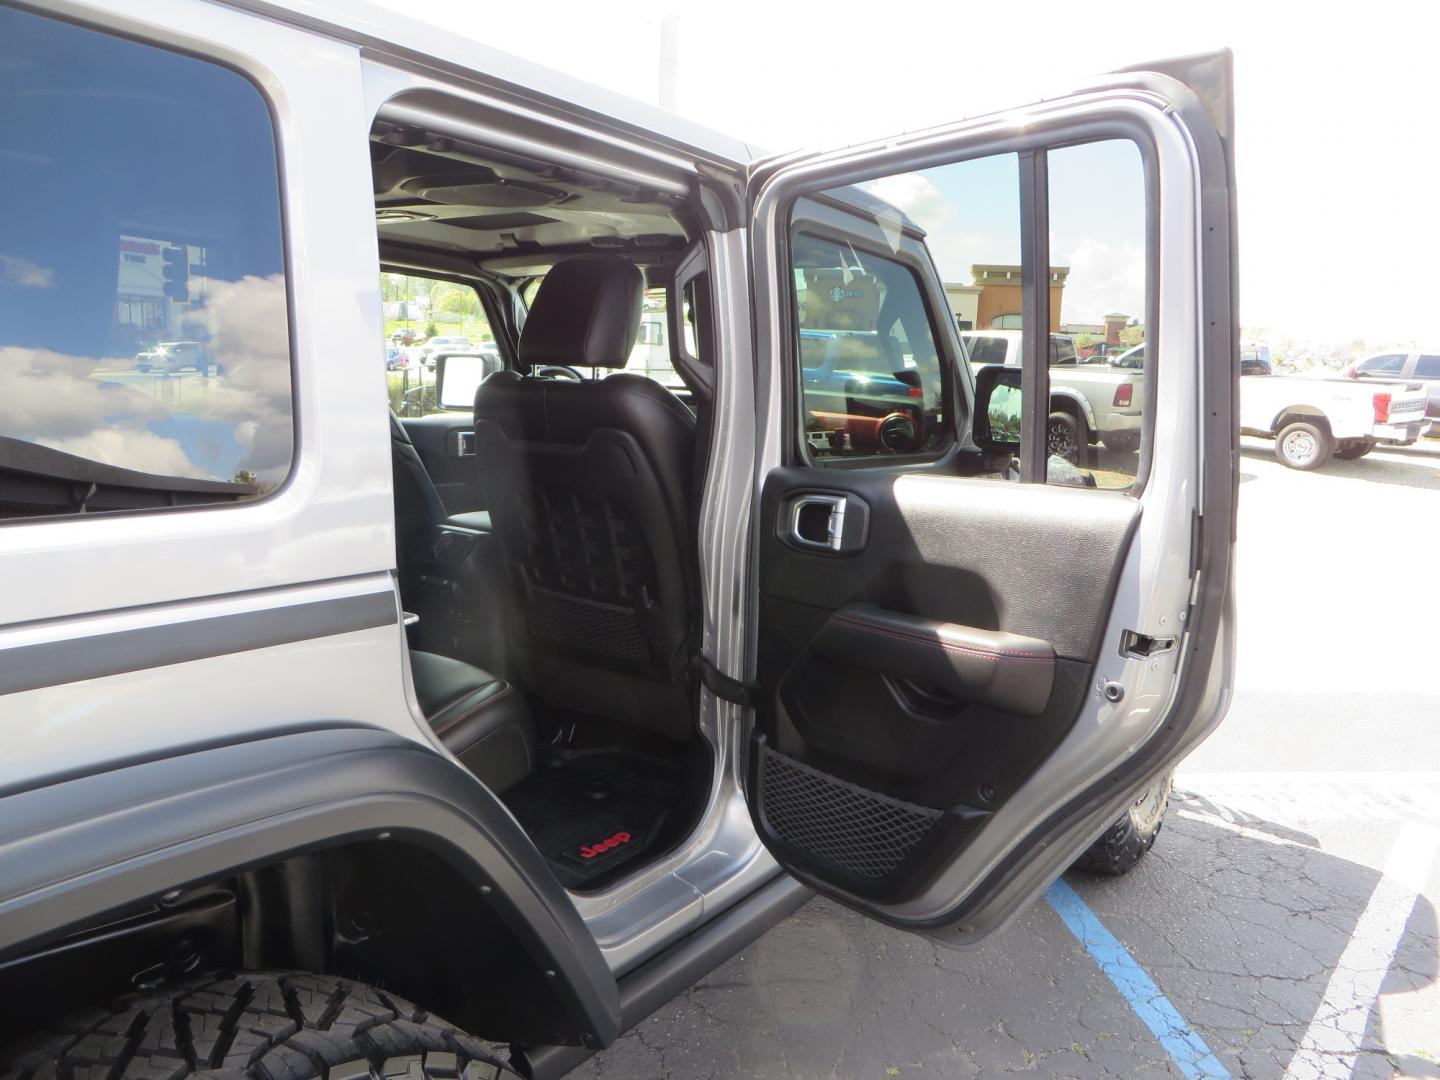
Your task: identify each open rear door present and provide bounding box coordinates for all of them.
[740,53,1238,940]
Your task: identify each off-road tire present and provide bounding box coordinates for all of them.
[1073,772,1173,876]
[1274,420,1332,470]
[1333,438,1375,460]
[1047,410,1085,464]
[0,970,518,1080]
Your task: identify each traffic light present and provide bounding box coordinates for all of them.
[162,245,188,302]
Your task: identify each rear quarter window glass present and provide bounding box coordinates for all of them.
[0,7,293,520]
[1415,355,1440,378]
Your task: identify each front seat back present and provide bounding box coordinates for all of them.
[473,255,696,740]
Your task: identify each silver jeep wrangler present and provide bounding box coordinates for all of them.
[0,3,1238,1077]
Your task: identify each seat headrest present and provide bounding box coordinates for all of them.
[517,254,644,370]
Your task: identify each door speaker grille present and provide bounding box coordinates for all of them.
[758,745,941,880]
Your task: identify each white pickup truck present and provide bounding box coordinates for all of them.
[1239,372,1430,469]
[960,330,1146,459]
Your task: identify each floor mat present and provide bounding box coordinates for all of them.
[501,747,681,890]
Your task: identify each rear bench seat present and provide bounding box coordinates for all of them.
[410,650,535,793]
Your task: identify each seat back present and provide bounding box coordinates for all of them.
[474,255,697,739]
[390,411,448,608]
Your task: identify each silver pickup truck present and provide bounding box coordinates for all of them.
[960,330,1146,459]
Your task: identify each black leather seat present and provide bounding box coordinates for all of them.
[411,650,535,792]
[473,254,697,740]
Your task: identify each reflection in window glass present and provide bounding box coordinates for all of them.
[791,231,944,460]
[0,7,292,518]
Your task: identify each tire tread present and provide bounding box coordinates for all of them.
[1,973,512,1080]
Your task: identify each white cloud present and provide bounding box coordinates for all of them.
[38,428,206,480]
[0,273,293,486]
[0,346,165,438]
[0,253,55,288]
[1059,238,1146,325]
[865,174,948,227]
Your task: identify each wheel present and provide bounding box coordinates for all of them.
[0,970,519,1080]
[1333,438,1375,460]
[1046,410,1084,464]
[1274,420,1332,470]
[1100,431,1141,454]
[1073,772,1172,876]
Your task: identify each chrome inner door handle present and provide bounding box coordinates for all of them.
[789,494,847,552]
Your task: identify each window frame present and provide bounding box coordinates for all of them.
[775,132,1158,494]
[0,5,299,526]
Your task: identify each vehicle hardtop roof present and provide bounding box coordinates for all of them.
[241,0,761,170]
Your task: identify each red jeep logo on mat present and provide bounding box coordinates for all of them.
[579,831,632,860]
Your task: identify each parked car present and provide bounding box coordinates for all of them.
[0,8,1241,1078]
[1240,369,1429,468]
[1240,341,1273,376]
[416,334,474,367]
[961,330,1146,458]
[390,326,421,345]
[384,345,407,369]
[1342,350,1440,435]
[134,340,213,374]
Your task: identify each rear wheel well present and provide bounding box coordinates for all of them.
[1048,394,1091,438]
[0,838,575,1048]
[1272,408,1331,437]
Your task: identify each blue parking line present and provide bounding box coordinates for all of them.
[1045,879,1232,1080]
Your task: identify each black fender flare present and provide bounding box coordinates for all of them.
[0,727,620,1048]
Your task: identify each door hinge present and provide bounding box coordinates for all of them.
[692,654,760,707]
[1119,630,1177,659]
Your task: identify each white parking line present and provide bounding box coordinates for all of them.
[1279,821,1440,1080]
[1175,772,1440,825]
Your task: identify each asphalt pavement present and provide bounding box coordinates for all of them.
[585,436,1440,1079]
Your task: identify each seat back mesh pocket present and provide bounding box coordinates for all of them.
[526,584,649,665]
[758,744,941,880]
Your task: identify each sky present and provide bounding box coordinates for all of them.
[367,0,1438,351]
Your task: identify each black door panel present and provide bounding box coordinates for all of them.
[399,412,483,514]
[750,466,1140,903]
[813,604,1055,715]
[759,467,1140,661]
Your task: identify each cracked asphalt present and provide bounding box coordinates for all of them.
[584,438,1440,1079]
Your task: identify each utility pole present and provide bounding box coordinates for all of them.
[658,14,678,111]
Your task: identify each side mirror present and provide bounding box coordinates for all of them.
[437,352,501,410]
[973,364,1023,456]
